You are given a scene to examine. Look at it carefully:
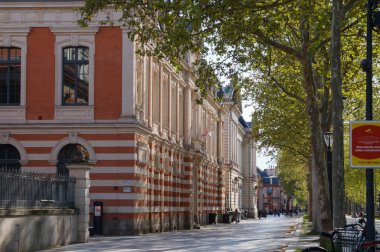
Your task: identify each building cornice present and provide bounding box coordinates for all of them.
[0,1,84,9]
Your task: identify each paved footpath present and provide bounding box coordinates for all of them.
[286,216,380,252]
[41,215,306,252]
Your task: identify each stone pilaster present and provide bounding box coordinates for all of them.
[67,164,91,243]
[183,86,192,146]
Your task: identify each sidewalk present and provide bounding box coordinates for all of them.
[285,216,380,252]
[41,216,303,252]
[285,219,319,252]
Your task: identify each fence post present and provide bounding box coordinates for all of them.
[67,164,91,243]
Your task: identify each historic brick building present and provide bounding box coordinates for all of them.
[0,0,257,235]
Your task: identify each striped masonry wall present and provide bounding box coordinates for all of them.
[12,130,221,234]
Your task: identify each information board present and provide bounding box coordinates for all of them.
[350,121,380,168]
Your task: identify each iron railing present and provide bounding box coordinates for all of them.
[0,169,76,209]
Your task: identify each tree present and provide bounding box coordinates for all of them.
[79,0,366,232]
[277,150,308,209]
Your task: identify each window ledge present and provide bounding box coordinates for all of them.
[0,106,26,122]
[54,105,94,122]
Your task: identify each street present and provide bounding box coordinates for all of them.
[41,215,302,252]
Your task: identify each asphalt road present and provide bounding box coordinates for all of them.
[41,215,302,252]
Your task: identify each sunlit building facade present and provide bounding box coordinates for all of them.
[222,93,258,217]
[0,1,257,235]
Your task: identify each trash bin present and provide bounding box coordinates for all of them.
[89,226,94,236]
[209,213,218,224]
[223,213,232,223]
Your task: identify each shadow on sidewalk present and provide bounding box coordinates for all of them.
[285,218,320,252]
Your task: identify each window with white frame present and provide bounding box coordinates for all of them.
[152,62,160,124]
[171,80,177,132]
[0,47,21,105]
[62,47,89,105]
[136,56,144,109]
[144,57,149,122]
[162,71,169,129]
[0,28,29,121]
[51,27,97,121]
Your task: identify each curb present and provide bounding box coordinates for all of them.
[284,219,319,252]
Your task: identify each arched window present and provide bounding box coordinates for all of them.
[0,144,21,172]
[57,144,89,175]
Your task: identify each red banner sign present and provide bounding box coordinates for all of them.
[350,121,380,168]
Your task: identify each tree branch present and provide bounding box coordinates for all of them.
[342,0,361,18]
[269,76,306,103]
[252,29,302,60]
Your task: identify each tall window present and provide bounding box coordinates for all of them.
[179,88,183,136]
[162,72,169,128]
[0,47,21,105]
[153,63,160,124]
[136,57,144,108]
[171,81,177,132]
[62,47,89,105]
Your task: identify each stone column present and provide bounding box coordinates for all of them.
[67,164,91,243]
[148,57,153,128]
[217,110,224,164]
[183,86,192,146]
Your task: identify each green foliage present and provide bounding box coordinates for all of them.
[277,149,308,206]
[78,0,313,99]
[78,0,380,214]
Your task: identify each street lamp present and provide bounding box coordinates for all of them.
[361,0,380,247]
[324,132,333,217]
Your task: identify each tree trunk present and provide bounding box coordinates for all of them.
[300,14,333,232]
[330,0,346,228]
[307,155,313,223]
[305,66,333,232]
[311,153,320,231]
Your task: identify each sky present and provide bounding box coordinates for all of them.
[242,101,275,170]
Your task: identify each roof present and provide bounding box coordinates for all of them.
[262,176,279,185]
[257,168,266,178]
[257,167,280,185]
[238,116,250,128]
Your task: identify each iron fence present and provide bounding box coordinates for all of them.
[0,169,76,209]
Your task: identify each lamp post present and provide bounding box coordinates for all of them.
[324,132,333,218]
[361,0,380,247]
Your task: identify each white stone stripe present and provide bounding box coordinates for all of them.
[91,182,190,194]
[91,180,148,188]
[90,167,150,174]
[89,140,135,147]
[27,153,136,160]
[90,193,146,200]
[20,141,58,147]
[96,153,136,160]
[90,193,191,202]
[27,154,51,160]
[22,167,55,173]
[97,206,190,214]
[20,140,135,148]
[90,167,134,173]
[21,166,147,174]
[103,206,149,213]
